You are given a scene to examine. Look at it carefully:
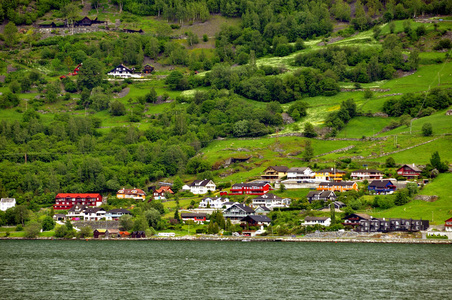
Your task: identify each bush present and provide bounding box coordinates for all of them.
[422,123,433,136]
[24,222,41,238]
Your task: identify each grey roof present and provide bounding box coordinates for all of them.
[241,215,272,223]
[255,205,271,211]
[232,182,271,188]
[84,207,105,214]
[226,203,254,213]
[253,193,283,201]
[181,213,207,218]
[267,166,289,172]
[305,217,329,221]
[399,164,422,172]
[287,167,310,173]
[369,180,394,188]
[0,198,15,203]
[352,169,383,174]
[107,208,131,214]
[68,204,87,212]
[317,169,346,173]
[319,181,356,187]
[190,179,213,187]
[307,191,336,198]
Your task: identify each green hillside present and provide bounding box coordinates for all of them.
[0,0,451,232]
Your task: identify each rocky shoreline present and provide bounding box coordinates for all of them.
[1,236,451,244]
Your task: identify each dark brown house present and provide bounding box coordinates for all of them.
[143,64,154,74]
[131,231,146,238]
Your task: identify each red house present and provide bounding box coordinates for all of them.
[54,193,103,210]
[445,218,452,232]
[229,182,272,195]
[181,213,207,224]
[396,164,422,179]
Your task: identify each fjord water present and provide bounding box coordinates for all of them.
[0,240,450,299]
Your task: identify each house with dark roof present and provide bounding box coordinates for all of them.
[66,204,87,220]
[83,207,106,221]
[106,208,131,220]
[251,193,290,209]
[240,215,271,226]
[286,167,315,181]
[181,213,207,223]
[261,166,289,182]
[117,188,146,200]
[188,179,216,195]
[317,181,358,192]
[342,213,372,228]
[107,64,141,78]
[254,205,271,215]
[397,164,422,179]
[223,203,255,222]
[368,180,396,195]
[328,201,346,210]
[143,64,154,74]
[355,218,429,233]
[351,169,384,181]
[229,182,272,195]
[303,217,331,227]
[307,191,337,203]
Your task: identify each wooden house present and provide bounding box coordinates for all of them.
[303,217,331,227]
[368,180,396,195]
[397,164,422,179]
[251,193,290,209]
[181,213,207,223]
[54,193,102,210]
[223,203,254,222]
[117,188,146,200]
[143,64,154,74]
[261,166,289,182]
[314,168,346,182]
[229,182,272,195]
[445,218,452,232]
[153,186,173,200]
[306,191,337,203]
[351,169,384,181]
[240,215,271,227]
[188,179,216,195]
[317,181,358,192]
[131,231,146,238]
[107,64,141,78]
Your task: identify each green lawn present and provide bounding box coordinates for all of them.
[369,174,452,225]
[337,116,397,138]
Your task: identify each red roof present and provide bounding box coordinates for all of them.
[155,186,173,194]
[56,193,101,198]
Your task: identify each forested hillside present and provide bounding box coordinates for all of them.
[0,0,451,212]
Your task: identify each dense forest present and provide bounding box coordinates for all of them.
[0,0,451,211]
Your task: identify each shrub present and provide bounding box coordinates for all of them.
[422,123,433,136]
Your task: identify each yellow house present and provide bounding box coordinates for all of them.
[261,166,289,182]
[116,188,146,200]
[315,168,346,182]
[317,181,358,192]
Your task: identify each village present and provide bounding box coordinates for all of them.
[2,163,447,240]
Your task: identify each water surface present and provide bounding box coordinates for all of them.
[0,240,450,299]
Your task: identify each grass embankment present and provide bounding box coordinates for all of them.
[368,174,452,225]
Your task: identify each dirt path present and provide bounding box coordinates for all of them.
[114,87,130,98]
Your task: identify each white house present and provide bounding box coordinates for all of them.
[83,207,106,221]
[107,64,141,78]
[199,197,229,209]
[106,208,131,220]
[189,179,216,195]
[302,217,331,227]
[351,169,384,181]
[66,204,87,221]
[287,167,315,181]
[0,198,16,211]
[251,193,291,209]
